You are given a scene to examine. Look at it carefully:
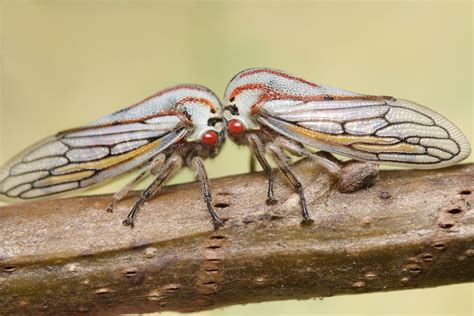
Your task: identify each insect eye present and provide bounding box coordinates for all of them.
[201,130,219,147]
[227,119,245,136]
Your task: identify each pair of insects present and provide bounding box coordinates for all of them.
[0,68,471,228]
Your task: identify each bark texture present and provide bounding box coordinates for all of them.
[0,160,473,315]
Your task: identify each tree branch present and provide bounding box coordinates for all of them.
[0,160,473,315]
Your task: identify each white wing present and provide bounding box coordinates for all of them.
[0,115,187,200]
[260,97,471,168]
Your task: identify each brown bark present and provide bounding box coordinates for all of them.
[0,160,473,315]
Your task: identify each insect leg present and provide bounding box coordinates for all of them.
[273,137,340,174]
[249,153,257,173]
[191,156,224,230]
[248,133,278,205]
[266,142,314,224]
[106,154,166,213]
[122,155,183,227]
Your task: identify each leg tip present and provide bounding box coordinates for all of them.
[300,218,314,226]
[266,198,278,205]
[213,219,225,230]
[122,218,134,228]
[106,205,114,213]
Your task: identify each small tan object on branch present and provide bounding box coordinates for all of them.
[0,160,473,315]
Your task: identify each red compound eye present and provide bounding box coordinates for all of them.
[227,119,245,136]
[201,130,218,147]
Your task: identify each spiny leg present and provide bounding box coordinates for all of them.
[123,155,182,227]
[273,137,340,175]
[191,156,224,230]
[106,154,166,213]
[249,153,257,173]
[274,137,380,192]
[248,133,278,205]
[267,142,314,225]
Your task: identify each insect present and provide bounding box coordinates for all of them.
[223,68,471,223]
[0,84,226,228]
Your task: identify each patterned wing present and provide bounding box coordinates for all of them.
[259,97,471,168]
[0,114,187,200]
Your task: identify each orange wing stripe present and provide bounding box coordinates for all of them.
[352,142,425,154]
[288,124,398,146]
[53,139,161,175]
[34,170,96,187]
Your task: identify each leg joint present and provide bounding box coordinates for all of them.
[294,181,303,192]
[143,190,152,199]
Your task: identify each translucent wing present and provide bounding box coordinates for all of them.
[0,114,188,200]
[259,97,471,168]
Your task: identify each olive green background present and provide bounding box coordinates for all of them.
[0,1,472,315]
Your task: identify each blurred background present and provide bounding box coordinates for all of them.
[0,1,472,315]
